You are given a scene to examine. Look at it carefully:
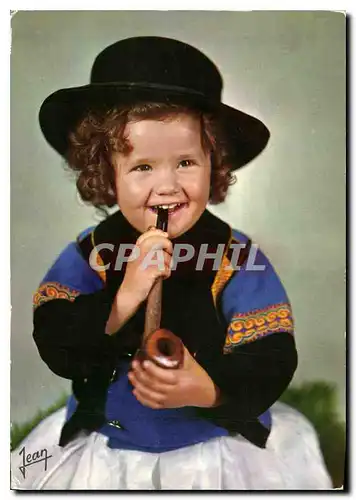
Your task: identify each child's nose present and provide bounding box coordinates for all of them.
[154,170,180,195]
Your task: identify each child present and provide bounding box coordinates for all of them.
[11,36,332,490]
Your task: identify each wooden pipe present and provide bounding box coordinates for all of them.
[136,208,184,369]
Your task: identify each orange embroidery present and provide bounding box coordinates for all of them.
[211,232,234,306]
[223,303,294,353]
[33,282,80,310]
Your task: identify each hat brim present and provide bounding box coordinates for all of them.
[39,83,270,170]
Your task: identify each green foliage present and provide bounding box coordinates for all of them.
[280,381,346,489]
[10,393,69,452]
[11,382,346,489]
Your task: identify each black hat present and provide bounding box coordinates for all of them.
[39,36,270,169]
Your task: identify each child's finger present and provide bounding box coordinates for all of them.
[131,363,174,393]
[129,367,157,390]
[130,364,149,385]
[132,388,164,410]
[139,236,173,257]
[144,252,172,280]
[136,229,169,246]
[127,369,138,388]
[142,360,178,385]
[133,383,166,405]
[131,360,177,389]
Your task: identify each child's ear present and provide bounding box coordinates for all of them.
[108,178,117,197]
[108,184,116,197]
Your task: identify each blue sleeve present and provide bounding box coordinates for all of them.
[34,239,104,310]
[32,230,125,380]
[221,230,294,352]
[197,230,297,429]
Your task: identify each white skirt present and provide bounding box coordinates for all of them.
[11,402,332,490]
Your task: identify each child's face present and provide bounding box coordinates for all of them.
[113,114,211,238]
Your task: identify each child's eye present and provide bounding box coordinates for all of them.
[179,159,195,168]
[132,164,151,172]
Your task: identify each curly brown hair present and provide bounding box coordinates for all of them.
[66,102,236,209]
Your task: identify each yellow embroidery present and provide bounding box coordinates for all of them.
[33,282,80,310]
[90,232,107,283]
[223,303,294,353]
[211,231,234,306]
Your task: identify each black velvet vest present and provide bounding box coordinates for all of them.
[59,210,231,444]
[59,209,271,448]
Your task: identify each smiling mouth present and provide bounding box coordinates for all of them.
[148,203,187,214]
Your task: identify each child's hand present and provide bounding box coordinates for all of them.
[105,227,172,335]
[128,346,220,409]
[120,227,173,305]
